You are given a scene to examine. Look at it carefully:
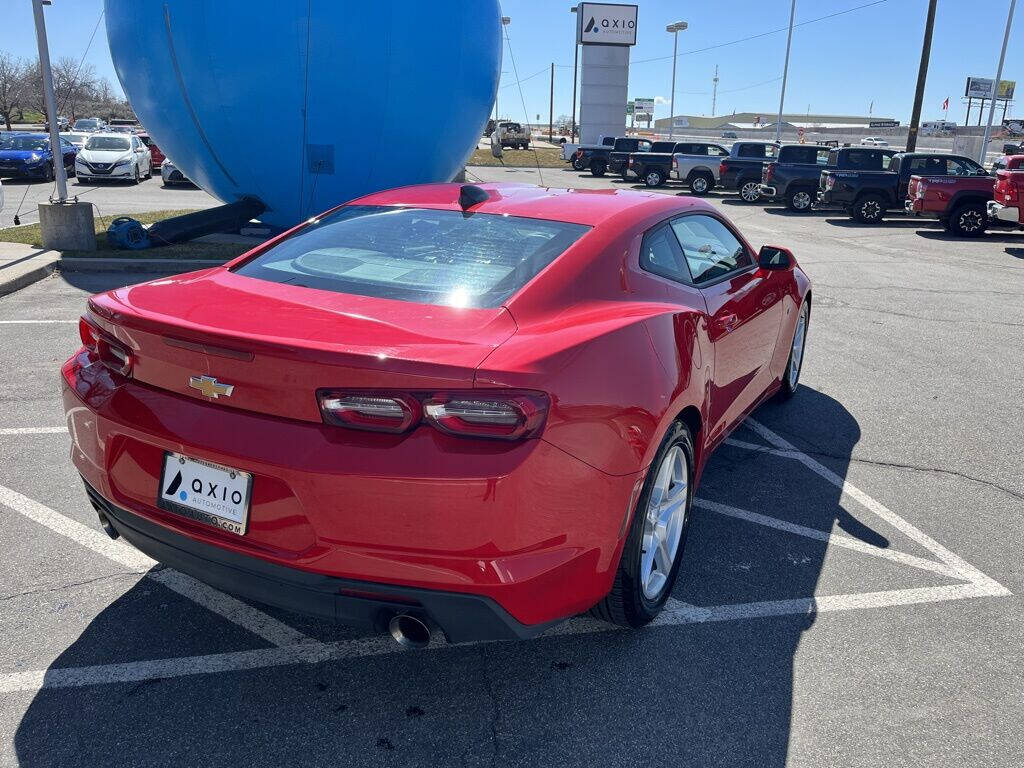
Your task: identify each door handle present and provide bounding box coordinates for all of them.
[761,292,777,307]
[717,312,739,332]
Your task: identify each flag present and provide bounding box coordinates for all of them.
[942,97,949,110]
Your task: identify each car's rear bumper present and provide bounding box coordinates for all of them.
[84,481,556,643]
[62,351,637,632]
[987,200,1021,224]
[757,184,778,199]
[904,198,934,217]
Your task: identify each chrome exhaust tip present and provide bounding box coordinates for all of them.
[388,613,432,648]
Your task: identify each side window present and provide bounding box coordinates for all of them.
[945,159,971,176]
[880,153,893,170]
[639,225,690,283]
[815,149,831,166]
[736,143,765,159]
[714,145,730,156]
[906,157,928,174]
[669,215,753,285]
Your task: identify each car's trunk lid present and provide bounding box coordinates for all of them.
[88,269,518,423]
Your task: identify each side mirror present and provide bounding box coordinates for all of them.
[758,245,793,270]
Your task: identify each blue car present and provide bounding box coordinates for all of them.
[0,132,78,181]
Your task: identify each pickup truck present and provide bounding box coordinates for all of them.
[760,145,895,212]
[718,141,780,202]
[562,136,614,169]
[669,142,731,194]
[494,121,530,150]
[986,155,1024,230]
[573,137,651,177]
[904,163,997,236]
[626,140,729,189]
[818,152,988,224]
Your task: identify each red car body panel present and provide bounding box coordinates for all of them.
[990,156,1024,227]
[138,133,164,168]
[906,173,994,217]
[63,182,811,636]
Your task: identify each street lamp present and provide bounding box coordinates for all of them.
[494,16,510,120]
[666,21,688,138]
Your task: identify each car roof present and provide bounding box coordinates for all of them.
[348,182,715,227]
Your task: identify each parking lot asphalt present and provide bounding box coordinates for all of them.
[0,175,218,229]
[1,169,1022,768]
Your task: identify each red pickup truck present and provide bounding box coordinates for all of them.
[987,155,1024,230]
[904,158,995,237]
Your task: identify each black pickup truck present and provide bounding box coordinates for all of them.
[718,141,780,202]
[818,151,986,223]
[574,137,651,177]
[760,145,895,212]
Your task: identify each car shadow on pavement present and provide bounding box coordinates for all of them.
[762,207,831,218]
[14,388,872,768]
[822,217,924,229]
[915,230,1024,244]
[1006,247,1024,259]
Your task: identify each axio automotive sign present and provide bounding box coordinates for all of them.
[577,3,638,46]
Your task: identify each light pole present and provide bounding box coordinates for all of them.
[494,16,510,121]
[980,0,1016,164]
[666,21,688,138]
[31,0,67,202]
[774,0,796,144]
[570,6,579,141]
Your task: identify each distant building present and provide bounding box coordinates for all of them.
[654,112,898,131]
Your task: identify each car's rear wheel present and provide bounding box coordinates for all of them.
[689,172,712,195]
[572,156,586,171]
[590,160,606,177]
[739,180,761,202]
[644,168,665,187]
[591,421,694,628]
[786,188,813,212]
[946,202,987,237]
[852,193,885,223]
[777,300,810,400]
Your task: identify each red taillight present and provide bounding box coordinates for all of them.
[719,162,727,176]
[318,392,419,433]
[825,175,835,191]
[316,389,549,440]
[79,316,98,351]
[79,315,133,376]
[764,163,776,182]
[574,150,583,159]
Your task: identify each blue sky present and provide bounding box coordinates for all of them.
[2,0,1019,124]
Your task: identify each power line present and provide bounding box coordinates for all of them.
[57,8,105,116]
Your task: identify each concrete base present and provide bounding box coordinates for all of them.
[37,201,96,252]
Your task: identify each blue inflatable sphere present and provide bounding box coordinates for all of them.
[104,0,501,227]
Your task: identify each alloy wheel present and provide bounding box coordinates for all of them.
[789,303,808,389]
[740,182,760,202]
[646,171,661,186]
[639,445,689,600]
[861,200,881,220]
[692,176,709,193]
[959,209,983,232]
[793,191,811,210]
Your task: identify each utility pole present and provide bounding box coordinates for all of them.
[774,0,796,144]
[980,0,1016,164]
[548,62,554,142]
[711,65,719,116]
[32,0,67,202]
[906,0,937,152]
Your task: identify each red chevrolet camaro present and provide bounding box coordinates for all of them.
[63,182,810,646]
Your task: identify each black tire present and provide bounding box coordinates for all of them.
[777,299,810,401]
[851,193,885,223]
[643,168,665,188]
[132,165,141,185]
[522,143,530,150]
[572,156,587,171]
[590,421,695,628]
[688,172,713,195]
[590,159,606,177]
[738,179,761,202]
[786,187,814,212]
[946,201,988,237]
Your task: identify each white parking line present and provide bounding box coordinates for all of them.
[0,427,68,435]
[0,483,313,647]
[0,418,1011,694]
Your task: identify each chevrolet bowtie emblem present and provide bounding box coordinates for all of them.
[188,375,234,399]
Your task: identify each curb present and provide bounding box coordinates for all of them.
[0,259,58,298]
[58,258,230,273]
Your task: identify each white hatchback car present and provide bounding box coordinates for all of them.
[75,133,152,183]
[859,136,890,147]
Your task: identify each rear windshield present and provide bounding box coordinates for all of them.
[85,136,130,151]
[235,206,590,308]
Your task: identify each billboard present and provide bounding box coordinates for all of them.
[965,77,1016,100]
[633,97,655,117]
[576,3,638,46]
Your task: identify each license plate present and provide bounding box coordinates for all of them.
[158,452,252,535]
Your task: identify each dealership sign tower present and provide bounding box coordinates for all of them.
[577,3,638,144]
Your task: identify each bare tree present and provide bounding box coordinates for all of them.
[52,56,96,122]
[0,52,32,130]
